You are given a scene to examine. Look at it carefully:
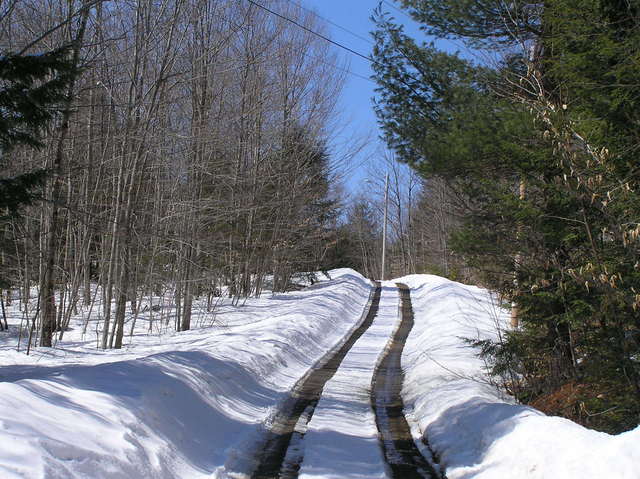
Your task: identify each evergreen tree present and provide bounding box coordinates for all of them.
[0,47,74,215]
[0,47,75,292]
[373,0,640,432]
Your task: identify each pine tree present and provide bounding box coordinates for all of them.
[0,47,75,293]
[372,0,640,432]
[0,47,74,216]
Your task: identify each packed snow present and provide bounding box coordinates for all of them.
[297,285,399,479]
[0,269,638,478]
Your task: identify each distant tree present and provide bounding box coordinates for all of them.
[262,126,340,291]
[336,198,381,279]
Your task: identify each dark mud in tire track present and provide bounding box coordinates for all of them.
[371,283,443,479]
[250,283,382,479]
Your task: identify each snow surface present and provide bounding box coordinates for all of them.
[0,269,639,478]
[397,274,640,479]
[0,269,372,478]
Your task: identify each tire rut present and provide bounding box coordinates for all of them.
[371,283,443,479]
[250,282,382,479]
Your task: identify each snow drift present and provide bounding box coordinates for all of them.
[0,269,372,478]
[399,274,640,479]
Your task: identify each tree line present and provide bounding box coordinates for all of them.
[336,154,464,281]
[0,0,348,349]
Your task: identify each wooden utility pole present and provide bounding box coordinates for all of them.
[381,172,389,281]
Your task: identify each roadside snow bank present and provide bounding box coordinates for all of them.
[399,274,640,479]
[0,269,372,479]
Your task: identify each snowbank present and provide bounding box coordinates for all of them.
[399,274,640,479]
[0,269,372,478]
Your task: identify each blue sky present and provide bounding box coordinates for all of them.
[282,1,476,195]
[295,1,429,193]
[302,1,404,189]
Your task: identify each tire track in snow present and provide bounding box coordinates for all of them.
[294,284,400,479]
[249,282,382,479]
[371,283,442,479]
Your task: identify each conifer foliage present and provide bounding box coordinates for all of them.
[0,47,74,216]
[373,0,640,432]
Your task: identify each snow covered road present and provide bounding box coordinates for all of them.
[1,269,639,478]
[240,282,439,478]
[296,284,398,479]
[371,284,439,479]
[245,284,383,478]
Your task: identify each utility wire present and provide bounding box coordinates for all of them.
[306,50,376,83]
[243,0,434,122]
[245,0,373,64]
[276,0,377,82]
[210,0,379,85]
[382,0,414,21]
[242,0,379,84]
[280,0,374,45]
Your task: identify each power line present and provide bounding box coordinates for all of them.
[382,0,414,21]
[186,1,379,87]
[213,1,378,85]
[275,0,377,83]
[242,0,436,116]
[305,50,377,84]
[245,0,373,64]
[280,0,374,46]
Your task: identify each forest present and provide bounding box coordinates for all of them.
[1,0,351,350]
[0,0,451,353]
[1,0,638,437]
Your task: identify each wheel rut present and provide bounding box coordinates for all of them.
[371,283,443,479]
[250,282,382,479]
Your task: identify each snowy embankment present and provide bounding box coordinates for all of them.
[0,269,372,479]
[399,274,640,479]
